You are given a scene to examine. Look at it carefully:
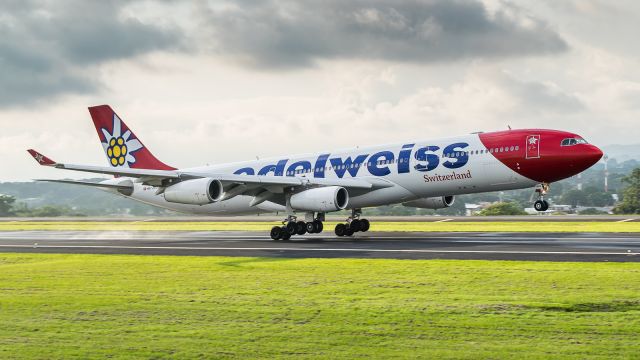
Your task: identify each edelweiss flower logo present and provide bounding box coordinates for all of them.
[101,114,143,167]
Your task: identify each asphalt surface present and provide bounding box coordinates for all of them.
[0,230,639,262]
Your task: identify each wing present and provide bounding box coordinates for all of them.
[34,178,133,190]
[27,149,395,206]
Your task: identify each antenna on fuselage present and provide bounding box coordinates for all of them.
[507,125,512,130]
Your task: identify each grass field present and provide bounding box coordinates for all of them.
[1,254,640,359]
[0,221,639,232]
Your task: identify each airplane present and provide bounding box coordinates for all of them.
[28,105,603,240]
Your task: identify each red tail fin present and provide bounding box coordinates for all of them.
[88,105,175,170]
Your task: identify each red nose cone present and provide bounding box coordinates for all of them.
[580,144,604,168]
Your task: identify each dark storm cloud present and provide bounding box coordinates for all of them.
[202,0,568,68]
[0,0,181,107]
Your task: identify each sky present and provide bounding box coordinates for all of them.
[1,0,639,181]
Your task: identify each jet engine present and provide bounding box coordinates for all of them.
[402,196,455,209]
[164,178,223,205]
[290,186,349,212]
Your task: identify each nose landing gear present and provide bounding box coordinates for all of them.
[335,209,370,237]
[533,183,550,212]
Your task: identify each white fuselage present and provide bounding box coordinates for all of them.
[106,133,537,215]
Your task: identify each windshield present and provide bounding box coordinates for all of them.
[561,138,588,146]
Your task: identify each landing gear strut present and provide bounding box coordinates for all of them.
[270,213,325,240]
[533,183,550,212]
[335,209,370,237]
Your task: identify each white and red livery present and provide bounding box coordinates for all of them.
[28,105,603,239]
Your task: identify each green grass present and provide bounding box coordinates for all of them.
[1,254,640,359]
[0,221,639,232]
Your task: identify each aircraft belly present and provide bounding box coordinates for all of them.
[348,185,417,209]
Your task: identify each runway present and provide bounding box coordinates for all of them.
[0,230,639,262]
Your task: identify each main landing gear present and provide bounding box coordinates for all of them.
[533,183,550,212]
[270,213,325,241]
[335,209,370,237]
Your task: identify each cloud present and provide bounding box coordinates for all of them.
[201,0,568,69]
[493,70,585,114]
[0,0,182,107]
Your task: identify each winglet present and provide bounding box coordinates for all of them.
[27,149,57,166]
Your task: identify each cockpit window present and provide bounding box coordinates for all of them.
[561,138,588,146]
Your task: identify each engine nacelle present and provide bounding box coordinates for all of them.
[164,178,223,205]
[290,186,349,212]
[402,196,455,209]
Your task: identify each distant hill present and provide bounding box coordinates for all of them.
[0,179,173,216]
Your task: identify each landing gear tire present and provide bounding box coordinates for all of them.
[534,200,549,212]
[360,219,370,232]
[313,220,323,233]
[270,226,282,240]
[280,227,291,241]
[344,226,354,237]
[335,223,346,237]
[542,200,549,211]
[306,222,316,233]
[286,222,297,235]
[350,219,362,232]
[296,221,307,235]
